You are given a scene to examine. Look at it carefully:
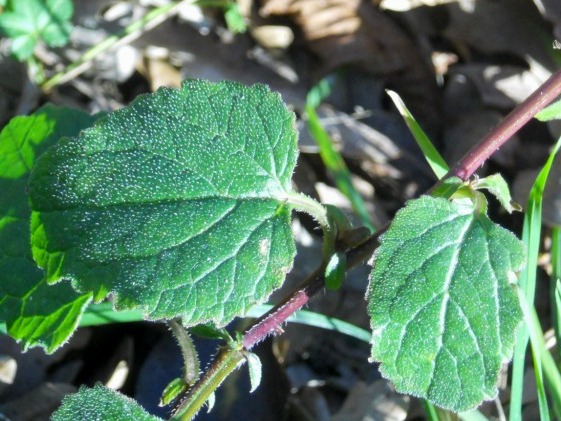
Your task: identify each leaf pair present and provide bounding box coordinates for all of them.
[2,80,527,417]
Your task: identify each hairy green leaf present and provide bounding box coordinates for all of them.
[52,384,162,421]
[0,105,96,352]
[368,195,525,411]
[245,351,263,393]
[0,0,73,60]
[30,80,298,326]
[473,174,521,213]
[160,377,188,407]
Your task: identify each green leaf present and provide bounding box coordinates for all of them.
[367,195,525,411]
[325,251,346,290]
[160,377,188,407]
[224,3,247,34]
[52,384,163,421]
[0,0,73,60]
[473,174,521,213]
[245,351,262,393]
[29,80,298,326]
[0,104,97,353]
[432,176,464,198]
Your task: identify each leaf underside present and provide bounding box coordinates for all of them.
[368,196,524,412]
[0,105,96,353]
[29,80,298,326]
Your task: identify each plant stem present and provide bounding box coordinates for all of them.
[170,66,561,421]
[449,67,561,180]
[243,266,324,349]
[41,0,191,92]
[171,230,383,419]
[172,346,245,421]
[285,191,329,228]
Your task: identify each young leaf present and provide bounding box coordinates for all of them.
[325,251,346,290]
[52,384,162,421]
[367,195,525,412]
[160,377,188,407]
[0,0,73,60]
[0,105,97,353]
[29,80,298,326]
[245,351,263,393]
[473,174,522,213]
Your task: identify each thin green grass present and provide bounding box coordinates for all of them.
[510,135,561,420]
[43,302,373,344]
[551,228,561,356]
[79,302,144,326]
[305,79,374,231]
[386,90,449,179]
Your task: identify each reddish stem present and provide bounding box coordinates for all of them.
[243,68,561,353]
[450,67,561,180]
[243,231,382,350]
[243,281,321,349]
[175,67,561,419]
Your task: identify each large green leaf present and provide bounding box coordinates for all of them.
[52,384,162,421]
[29,80,298,326]
[0,0,73,60]
[367,195,525,411]
[0,105,96,352]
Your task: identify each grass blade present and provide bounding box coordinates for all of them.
[386,90,449,179]
[517,291,550,421]
[69,302,373,345]
[80,302,144,326]
[552,228,561,356]
[306,79,374,231]
[510,136,561,420]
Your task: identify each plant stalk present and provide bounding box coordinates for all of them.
[172,346,245,421]
[449,67,561,180]
[170,66,561,421]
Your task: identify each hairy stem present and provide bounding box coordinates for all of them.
[170,67,561,421]
[172,346,245,421]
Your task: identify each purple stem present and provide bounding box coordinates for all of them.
[243,283,320,349]
[175,66,561,419]
[450,67,561,180]
[243,231,382,350]
[244,68,561,350]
